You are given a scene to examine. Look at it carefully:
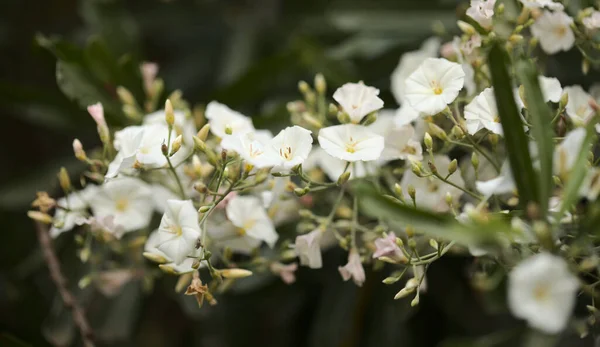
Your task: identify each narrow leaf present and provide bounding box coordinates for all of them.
[488,43,539,210]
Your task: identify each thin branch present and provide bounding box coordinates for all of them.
[34,222,95,347]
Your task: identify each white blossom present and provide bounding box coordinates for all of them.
[318,124,384,162]
[466,0,496,29]
[554,128,587,177]
[464,87,503,136]
[508,253,579,333]
[303,147,376,182]
[564,85,595,126]
[89,177,154,236]
[475,162,516,196]
[205,101,255,138]
[50,186,97,238]
[145,229,203,274]
[394,104,422,127]
[531,11,574,55]
[400,155,465,212]
[156,200,202,265]
[295,229,323,269]
[391,37,441,104]
[404,58,465,115]
[221,130,276,168]
[226,195,278,247]
[368,113,423,162]
[519,0,564,10]
[583,11,600,30]
[516,76,563,109]
[338,249,366,286]
[266,126,313,170]
[333,82,384,123]
[143,109,196,164]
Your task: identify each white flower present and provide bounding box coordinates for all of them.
[333,82,384,123]
[145,229,203,274]
[531,11,574,55]
[583,11,600,30]
[475,162,516,196]
[221,130,276,168]
[261,177,300,226]
[295,229,323,269]
[50,186,97,238]
[516,77,563,109]
[106,124,178,178]
[226,195,278,247]
[580,168,600,201]
[205,101,255,138]
[155,200,202,265]
[508,253,579,334]
[303,147,376,181]
[144,109,196,164]
[466,0,496,29]
[89,177,154,235]
[391,37,441,104]
[519,0,563,10]
[565,85,595,126]
[554,128,586,177]
[464,88,503,136]
[368,113,423,162]
[265,126,313,170]
[404,58,465,115]
[338,249,366,286]
[394,104,422,127]
[400,155,465,212]
[318,124,384,162]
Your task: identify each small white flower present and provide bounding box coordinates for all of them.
[580,168,600,201]
[391,37,441,104]
[156,200,202,265]
[475,162,516,196]
[583,11,600,30]
[394,104,422,127]
[226,195,278,247]
[519,0,563,10]
[266,126,313,170]
[221,130,276,168]
[50,186,97,238]
[89,177,154,235]
[464,87,503,136]
[565,85,595,126]
[508,253,579,334]
[466,0,496,29]
[531,11,574,55]
[145,230,203,274]
[205,101,255,138]
[400,155,465,212]
[338,249,366,286]
[295,229,323,269]
[318,124,384,162]
[333,82,384,123]
[404,58,465,115]
[303,147,376,182]
[516,76,563,109]
[144,109,196,163]
[368,113,423,162]
[554,128,586,177]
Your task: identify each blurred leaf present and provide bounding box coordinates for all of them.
[0,333,32,347]
[489,43,539,211]
[516,60,554,218]
[351,181,512,246]
[41,295,75,347]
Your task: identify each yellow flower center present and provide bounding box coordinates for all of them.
[237,220,256,236]
[555,25,567,37]
[279,146,293,160]
[115,198,129,212]
[248,143,263,158]
[533,285,549,301]
[403,146,416,155]
[431,81,443,95]
[170,225,183,237]
[345,136,358,153]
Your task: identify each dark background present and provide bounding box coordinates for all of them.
[0,0,597,346]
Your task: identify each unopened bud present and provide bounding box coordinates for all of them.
[78,275,92,289]
[451,125,464,139]
[197,124,210,141]
[448,159,458,175]
[27,211,53,224]
[72,139,87,161]
[219,268,253,279]
[445,192,453,207]
[337,171,351,185]
[559,92,569,110]
[298,80,311,95]
[165,99,175,126]
[198,205,211,213]
[428,122,448,141]
[337,112,351,124]
[302,113,323,128]
[294,187,309,197]
[488,133,499,146]
[314,73,326,94]
[116,86,136,106]
[328,103,338,117]
[161,143,168,156]
[427,161,438,174]
[255,171,269,184]
[408,185,416,201]
[583,59,590,75]
[362,112,378,126]
[193,136,207,152]
[429,239,439,250]
[457,20,476,35]
[424,132,433,150]
[394,287,415,300]
[518,85,527,109]
[170,135,182,156]
[122,104,141,121]
[509,34,523,43]
[394,183,403,197]
[471,152,479,170]
[58,167,71,192]
[411,295,420,307]
[194,182,208,193]
[383,276,401,284]
[411,162,422,177]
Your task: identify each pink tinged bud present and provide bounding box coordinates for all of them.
[338,249,366,287]
[295,229,323,269]
[216,191,238,209]
[440,42,456,59]
[87,103,107,128]
[373,233,405,262]
[270,262,298,284]
[141,62,159,93]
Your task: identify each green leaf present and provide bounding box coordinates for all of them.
[488,43,539,211]
[516,60,555,218]
[351,181,512,246]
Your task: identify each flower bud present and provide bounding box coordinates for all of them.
[445,192,453,207]
[447,159,457,175]
[78,275,92,289]
[294,187,309,197]
[337,112,351,124]
[27,211,53,224]
[457,20,476,35]
[382,276,401,285]
[427,161,438,174]
[428,122,448,141]
[411,295,420,307]
[73,139,87,161]
[405,225,414,238]
[509,34,523,44]
[193,136,207,152]
[165,99,175,126]
[451,125,464,139]
[198,205,211,213]
[394,183,403,197]
[58,167,71,192]
[197,124,210,141]
[328,103,338,117]
[429,239,439,250]
[116,86,136,106]
[314,73,326,95]
[394,287,415,300]
[302,112,322,128]
[362,112,377,126]
[408,185,416,202]
[194,182,208,194]
[219,268,253,279]
[161,143,168,156]
[254,170,269,184]
[411,162,422,177]
[471,152,479,170]
[559,92,569,110]
[583,59,590,75]
[337,171,351,185]
[122,104,141,121]
[298,80,311,95]
[424,132,433,150]
[170,135,183,156]
[488,133,499,147]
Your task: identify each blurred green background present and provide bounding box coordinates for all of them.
[0,0,597,346]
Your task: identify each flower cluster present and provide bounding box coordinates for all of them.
[28,0,600,339]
